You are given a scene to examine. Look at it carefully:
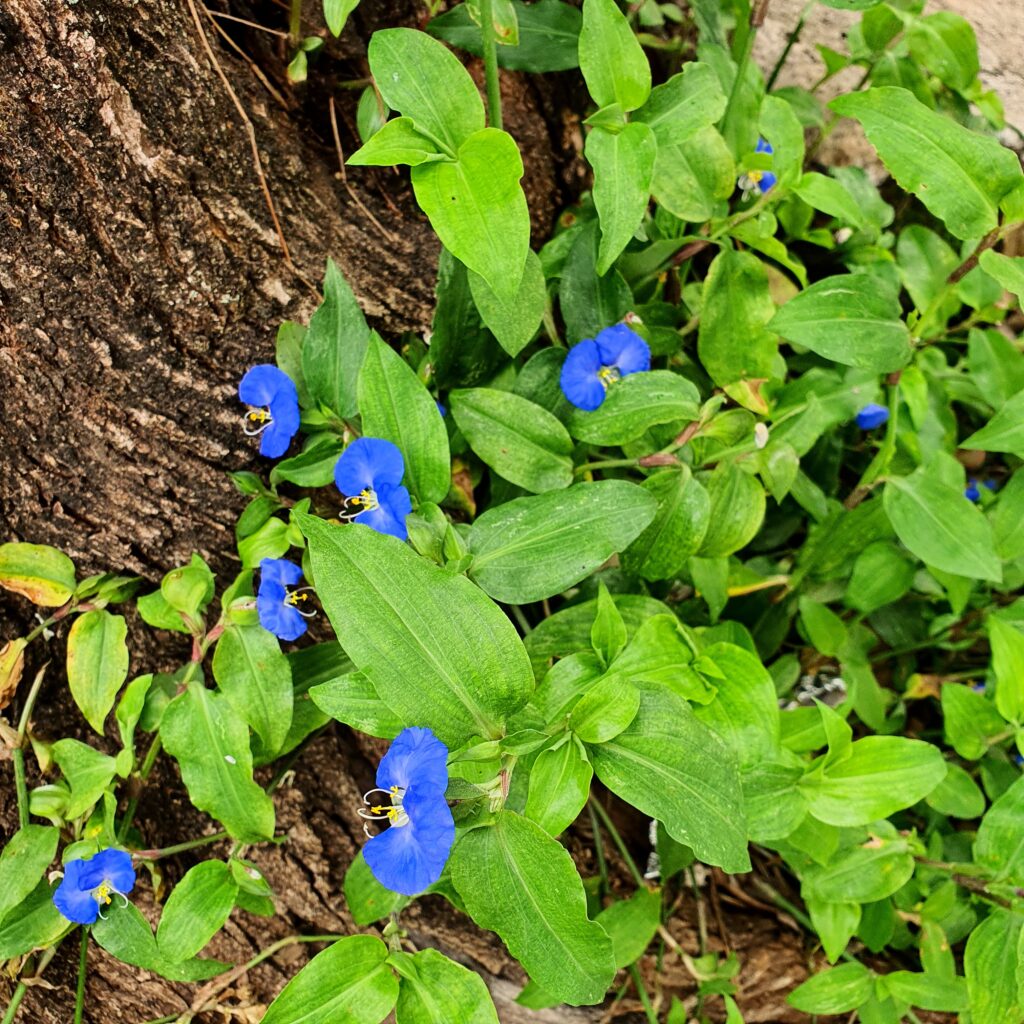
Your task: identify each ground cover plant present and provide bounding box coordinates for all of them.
[2,0,1024,1021]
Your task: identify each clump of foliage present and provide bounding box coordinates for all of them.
[3,0,1024,1021]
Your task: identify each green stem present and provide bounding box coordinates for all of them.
[134,830,229,861]
[13,749,29,830]
[73,928,89,1024]
[478,0,503,129]
[288,0,301,45]
[510,605,532,636]
[589,798,645,888]
[844,377,900,507]
[628,964,659,1024]
[13,653,50,828]
[588,803,610,896]
[766,0,813,91]
[574,457,639,477]
[0,984,27,1024]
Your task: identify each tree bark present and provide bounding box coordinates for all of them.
[0,2,813,1021]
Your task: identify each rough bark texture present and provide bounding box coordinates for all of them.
[0,0,959,1021]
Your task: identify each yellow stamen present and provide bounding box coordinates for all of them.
[94,881,113,905]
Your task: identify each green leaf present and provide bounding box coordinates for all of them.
[590,582,627,665]
[691,642,780,769]
[651,126,735,223]
[989,617,1024,724]
[595,888,661,969]
[0,826,59,925]
[161,680,276,842]
[793,172,864,227]
[798,597,847,658]
[590,681,750,872]
[51,739,117,819]
[450,811,616,1005]
[358,333,451,504]
[324,0,360,36]
[567,370,700,445]
[300,515,533,745]
[925,761,985,819]
[345,852,408,926]
[942,683,1006,760]
[962,389,1024,456]
[975,776,1024,883]
[467,481,657,603]
[587,122,657,275]
[697,463,766,558]
[212,624,294,759]
[392,948,499,1024]
[430,248,506,389]
[578,0,651,111]
[883,469,1001,582]
[882,971,968,1012]
[524,739,593,836]
[67,609,129,734]
[698,248,777,387]
[450,387,573,493]
[994,471,1024,562]
[788,962,873,1014]
[829,88,1022,240]
[94,900,228,981]
[803,836,914,902]
[0,881,67,959]
[161,555,215,620]
[965,910,1023,1024]
[137,588,191,634]
[0,542,76,607]
[979,249,1024,306]
[807,899,860,964]
[634,62,726,146]
[311,672,404,739]
[559,222,632,345]
[348,117,445,167]
[157,861,238,962]
[367,28,484,151]
[412,129,530,301]
[303,259,371,420]
[800,736,946,826]
[571,676,640,743]
[468,249,546,358]
[261,936,397,1024]
[623,467,710,581]
[428,1,582,73]
[907,11,979,91]
[270,439,346,489]
[769,273,911,373]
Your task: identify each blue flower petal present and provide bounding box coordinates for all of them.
[596,324,650,376]
[257,582,308,641]
[377,727,449,792]
[334,438,406,497]
[53,860,100,925]
[239,366,300,458]
[79,849,136,895]
[560,340,606,411]
[357,483,412,541]
[363,783,454,896]
[260,558,303,589]
[756,138,773,156]
[758,170,778,193]
[965,480,981,502]
[239,365,289,406]
[855,403,889,430]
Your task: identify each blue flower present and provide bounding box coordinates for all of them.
[334,438,412,541]
[965,479,982,502]
[436,401,447,418]
[239,365,300,459]
[257,558,314,641]
[361,727,454,896]
[560,324,651,411]
[738,138,777,195]
[856,403,889,430]
[53,848,135,925]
